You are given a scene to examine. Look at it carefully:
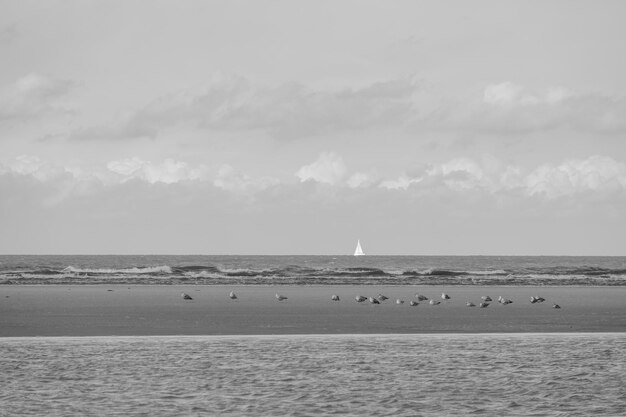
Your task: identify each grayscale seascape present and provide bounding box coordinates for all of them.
[2,1,626,415]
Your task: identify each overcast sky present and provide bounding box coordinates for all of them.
[1,0,625,255]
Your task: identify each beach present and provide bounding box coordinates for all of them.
[2,285,625,336]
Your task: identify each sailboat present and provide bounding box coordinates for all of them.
[353,240,365,256]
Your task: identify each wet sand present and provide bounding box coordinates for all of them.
[1,285,625,336]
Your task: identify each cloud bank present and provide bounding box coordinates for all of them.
[67,75,626,141]
[70,74,420,141]
[2,153,624,204]
[2,153,623,255]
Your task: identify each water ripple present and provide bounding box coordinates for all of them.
[0,334,625,416]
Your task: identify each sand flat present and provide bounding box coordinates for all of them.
[1,285,625,336]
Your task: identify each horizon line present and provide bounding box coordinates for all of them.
[1,253,624,257]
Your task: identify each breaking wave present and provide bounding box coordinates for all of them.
[63,266,173,275]
[1,256,625,286]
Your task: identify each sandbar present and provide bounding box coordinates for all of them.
[1,285,625,336]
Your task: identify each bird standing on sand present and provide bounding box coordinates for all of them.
[498,296,513,305]
[369,297,380,304]
[181,293,193,300]
[530,296,546,304]
[331,294,340,301]
[275,293,288,301]
[229,291,237,300]
[466,302,476,307]
[377,294,389,301]
[396,299,404,305]
[429,299,440,305]
[553,304,561,309]
[415,294,429,301]
[355,295,367,302]
[481,296,492,302]
[479,302,489,308]
[409,301,418,306]
[441,293,451,300]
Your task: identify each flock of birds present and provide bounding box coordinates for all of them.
[180,291,561,309]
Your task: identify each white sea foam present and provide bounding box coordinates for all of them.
[63,265,173,274]
[182,270,222,278]
[466,269,507,275]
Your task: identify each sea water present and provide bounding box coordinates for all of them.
[1,255,625,286]
[1,334,624,416]
[2,256,625,415]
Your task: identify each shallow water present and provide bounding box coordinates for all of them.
[1,334,625,416]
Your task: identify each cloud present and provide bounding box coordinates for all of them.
[296,152,347,185]
[0,73,75,121]
[74,75,626,141]
[70,122,157,141]
[3,154,625,206]
[346,172,379,188]
[213,164,278,193]
[2,158,623,255]
[483,82,527,105]
[2,153,625,254]
[0,155,65,181]
[106,157,210,184]
[426,82,626,134]
[379,155,626,200]
[524,156,626,198]
[78,74,420,140]
[214,76,419,139]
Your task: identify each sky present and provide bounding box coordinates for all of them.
[1,0,625,255]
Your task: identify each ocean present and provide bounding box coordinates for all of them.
[1,334,624,416]
[1,255,625,286]
[2,255,625,415]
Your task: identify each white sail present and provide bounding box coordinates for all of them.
[354,240,365,256]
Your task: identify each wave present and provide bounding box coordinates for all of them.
[63,266,173,275]
[1,263,625,286]
[401,269,508,276]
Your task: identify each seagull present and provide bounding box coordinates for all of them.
[441,293,451,300]
[530,296,546,304]
[355,295,367,302]
[377,294,389,301]
[499,296,513,305]
[409,301,418,306]
[396,299,404,304]
[331,294,340,301]
[429,299,440,305]
[466,302,476,307]
[479,302,489,308]
[481,296,492,301]
[553,304,561,309]
[181,293,193,300]
[415,294,429,301]
[369,297,380,305]
[275,293,288,301]
[229,291,237,300]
